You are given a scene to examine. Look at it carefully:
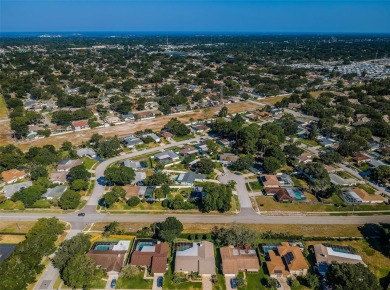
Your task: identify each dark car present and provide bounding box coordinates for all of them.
[157,276,163,287]
[110,279,117,288]
[276,280,281,288]
[77,212,85,216]
[230,278,237,289]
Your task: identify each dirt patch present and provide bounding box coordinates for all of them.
[0,235,25,244]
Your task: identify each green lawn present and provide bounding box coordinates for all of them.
[247,181,263,191]
[0,94,8,119]
[298,138,319,147]
[82,157,98,170]
[357,184,376,195]
[117,272,153,289]
[173,135,195,142]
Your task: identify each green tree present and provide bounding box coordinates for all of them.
[306,272,320,290]
[212,224,259,247]
[155,217,183,242]
[104,166,135,185]
[326,263,380,290]
[11,185,45,207]
[196,158,216,174]
[321,151,343,164]
[263,157,282,173]
[301,162,331,192]
[59,190,81,210]
[231,155,254,171]
[53,233,91,271]
[71,179,89,191]
[280,113,298,136]
[202,183,232,212]
[62,254,104,289]
[218,106,228,117]
[371,165,390,184]
[10,116,29,139]
[127,196,141,207]
[143,171,170,186]
[31,165,48,181]
[164,118,190,136]
[104,221,120,236]
[68,165,91,181]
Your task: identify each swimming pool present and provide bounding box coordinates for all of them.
[95,245,111,251]
[137,242,154,251]
[262,246,278,254]
[287,188,306,200]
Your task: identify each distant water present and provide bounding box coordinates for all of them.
[2,31,388,38]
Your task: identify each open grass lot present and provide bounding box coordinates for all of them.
[247,181,263,191]
[89,222,364,238]
[306,239,390,284]
[117,272,153,289]
[108,200,167,211]
[0,234,25,244]
[0,221,35,233]
[173,134,195,142]
[0,94,8,119]
[357,183,377,195]
[260,94,291,105]
[256,195,390,213]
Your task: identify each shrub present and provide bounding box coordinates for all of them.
[127,196,140,207]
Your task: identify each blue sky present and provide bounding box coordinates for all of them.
[1,0,390,33]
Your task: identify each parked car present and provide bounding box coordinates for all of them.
[110,279,117,288]
[230,278,237,289]
[157,276,163,287]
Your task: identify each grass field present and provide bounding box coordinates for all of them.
[256,195,390,213]
[0,235,25,244]
[89,222,364,238]
[298,138,319,147]
[261,94,291,105]
[82,157,98,170]
[117,272,153,289]
[0,94,8,119]
[0,221,36,233]
[247,181,263,191]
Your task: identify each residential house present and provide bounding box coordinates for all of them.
[368,159,387,168]
[121,113,135,121]
[219,153,239,165]
[133,172,147,184]
[297,152,313,164]
[1,181,33,199]
[87,249,127,274]
[353,152,371,164]
[77,148,97,158]
[141,133,161,143]
[155,150,180,163]
[179,145,199,157]
[329,173,357,186]
[160,131,173,140]
[105,116,121,124]
[130,240,169,274]
[42,186,67,200]
[136,112,155,120]
[313,244,364,277]
[319,138,337,148]
[71,120,89,131]
[341,188,385,204]
[122,160,141,170]
[50,171,68,184]
[1,169,28,184]
[260,175,280,188]
[123,136,144,149]
[176,172,206,186]
[220,245,260,275]
[260,173,294,188]
[174,241,216,275]
[57,159,83,172]
[265,242,308,278]
[217,139,234,147]
[191,124,208,133]
[353,114,370,126]
[123,185,148,199]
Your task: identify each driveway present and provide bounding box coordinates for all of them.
[105,273,118,290]
[152,273,163,290]
[277,277,291,290]
[225,275,235,290]
[202,275,213,290]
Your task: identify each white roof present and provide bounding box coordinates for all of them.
[326,247,363,261]
[112,240,131,251]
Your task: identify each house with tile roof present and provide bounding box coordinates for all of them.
[266,242,308,278]
[174,241,216,275]
[130,240,169,274]
[220,245,260,276]
[1,169,28,184]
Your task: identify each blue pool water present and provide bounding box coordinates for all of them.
[332,247,351,254]
[262,246,278,254]
[177,245,193,252]
[137,242,154,251]
[293,190,304,200]
[96,245,111,251]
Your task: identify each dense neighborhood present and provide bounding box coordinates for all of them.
[0,35,389,290]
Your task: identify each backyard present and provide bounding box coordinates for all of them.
[116,272,153,289]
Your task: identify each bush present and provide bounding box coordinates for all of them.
[161,199,169,208]
[59,190,81,210]
[127,196,140,207]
